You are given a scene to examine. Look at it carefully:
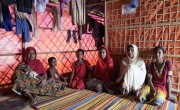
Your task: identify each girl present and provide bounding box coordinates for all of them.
[69,49,90,90]
[116,44,146,95]
[139,46,176,106]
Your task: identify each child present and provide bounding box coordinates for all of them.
[139,46,177,106]
[46,57,68,87]
[69,49,90,90]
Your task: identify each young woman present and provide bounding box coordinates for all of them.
[69,49,90,90]
[86,45,114,92]
[116,44,146,95]
[139,46,176,106]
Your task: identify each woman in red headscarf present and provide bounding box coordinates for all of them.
[85,45,114,92]
[12,47,65,105]
[24,47,46,78]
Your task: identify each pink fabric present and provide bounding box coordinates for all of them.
[149,60,173,91]
[24,47,46,75]
[71,60,90,89]
[94,45,114,82]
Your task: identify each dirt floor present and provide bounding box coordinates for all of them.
[0,91,33,110]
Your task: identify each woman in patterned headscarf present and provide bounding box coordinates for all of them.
[116,44,146,95]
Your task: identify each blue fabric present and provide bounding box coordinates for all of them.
[66,29,71,43]
[16,17,30,42]
[1,1,13,31]
[130,0,138,8]
[72,30,77,43]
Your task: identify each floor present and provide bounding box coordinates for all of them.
[0,92,33,110]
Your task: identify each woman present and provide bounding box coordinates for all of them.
[116,44,146,95]
[86,45,114,92]
[12,47,63,105]
[139,46,176,106]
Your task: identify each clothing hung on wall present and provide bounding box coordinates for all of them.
[52,6,61,32]
[70,0,86,25]
[16,0,33,14]
[14,5,34,42]
[60,0,71,17]
[91,19,105,48]
[0,0,15,6]
[0,1,13,31]
[0,2,3,22]
[34,0,49,12]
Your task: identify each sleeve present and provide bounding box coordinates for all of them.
[167,60,173,76]
[108,58,114,68]
[71,62,75,69]
[85,60,90,67]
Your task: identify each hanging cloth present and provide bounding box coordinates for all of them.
[34,0,49,12]
[0,2,3,22]
[52,6,61,32]
[16,0,33,14]
[70,0,86,25]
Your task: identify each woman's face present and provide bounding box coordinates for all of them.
[154,49,164,61]
[50,59,57,67]
[76,51,84,60]
[127,47,134,58]
[100,48,107,60]
[28,49,36,60]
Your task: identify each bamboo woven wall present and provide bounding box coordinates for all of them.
[105,0,180,94]
[0,6,98,91]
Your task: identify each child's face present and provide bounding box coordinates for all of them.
[154,49,164,61]
[76,51,83,60]
[50,59,57,67]
[127,47,134,58]
[28,49,36,60]
[99,48,107,60]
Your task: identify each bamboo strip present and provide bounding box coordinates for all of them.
[108,22,180,29]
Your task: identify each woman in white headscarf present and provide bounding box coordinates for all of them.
[116,44,146,94]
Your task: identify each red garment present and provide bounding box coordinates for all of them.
[71,60,90,90]
[94,45,114,82]
[149,60,173,92]
[24,47,46,75]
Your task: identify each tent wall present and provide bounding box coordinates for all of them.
[0,5,98,91]
[105,0,180,94]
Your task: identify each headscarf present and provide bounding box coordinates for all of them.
[120,44,146,92]
[24,47,46,75]
[126,44,142,67]
[94,45,113,82]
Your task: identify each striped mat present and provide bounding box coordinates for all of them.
[33,88,179,110]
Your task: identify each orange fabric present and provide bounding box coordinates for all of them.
[94,45,114,82]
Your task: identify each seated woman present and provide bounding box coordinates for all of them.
[139,46,177,106]
[12,47,63,105]
[69,49,90,90]
[86,45,114,92]
[116,44,146,95]
[46,57,68,88]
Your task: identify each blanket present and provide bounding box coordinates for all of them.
[33,88,179,110]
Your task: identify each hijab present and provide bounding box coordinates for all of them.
[126,44,143,67]
[24,47,46,75]
[94,45,113,82]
